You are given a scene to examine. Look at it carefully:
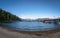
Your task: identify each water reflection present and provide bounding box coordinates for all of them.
[0,22,60,31]
[53,22,60,29]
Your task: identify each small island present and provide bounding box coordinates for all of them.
[0,9,21,23]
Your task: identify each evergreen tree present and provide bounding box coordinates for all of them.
[0,9,21,23]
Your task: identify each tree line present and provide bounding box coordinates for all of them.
[0,9,21,23]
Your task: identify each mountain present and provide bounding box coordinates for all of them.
[36,18,50,22]
[0,9,21,23]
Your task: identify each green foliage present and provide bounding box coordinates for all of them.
[0,9,21,23]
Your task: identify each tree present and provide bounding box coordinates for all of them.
[0,9,21,23]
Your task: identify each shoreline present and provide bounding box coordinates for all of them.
[1,26,60,35]
[0,26,60,38]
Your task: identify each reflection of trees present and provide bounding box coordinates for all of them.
[0,9,21,22]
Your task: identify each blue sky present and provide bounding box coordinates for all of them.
[0,0,60,19]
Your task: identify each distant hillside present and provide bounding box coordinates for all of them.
[0,9,21,23]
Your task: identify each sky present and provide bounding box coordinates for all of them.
[0,0,60,19]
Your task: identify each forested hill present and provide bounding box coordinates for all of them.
[0,9,21,23]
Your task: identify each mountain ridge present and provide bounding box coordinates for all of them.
[0,9,21,23]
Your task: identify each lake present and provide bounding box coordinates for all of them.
[0,22,60,31]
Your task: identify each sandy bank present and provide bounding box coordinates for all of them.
[0,27,60,38]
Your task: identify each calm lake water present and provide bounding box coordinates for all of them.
[0,22,60,31]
